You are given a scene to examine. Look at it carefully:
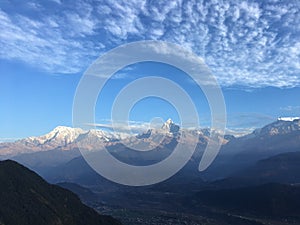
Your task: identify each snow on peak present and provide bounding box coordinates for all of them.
[277,117,300,122]
[165,118,173,124]
[22,126,85,146]
[161,119,180,134]
[255,119,300,136]
[45,126,84,142]
[82,129,120,142]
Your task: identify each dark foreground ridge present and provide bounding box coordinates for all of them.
[0,160,121,225]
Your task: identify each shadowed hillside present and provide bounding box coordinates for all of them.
[0,160,121,225]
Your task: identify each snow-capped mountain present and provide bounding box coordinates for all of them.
[203,119,300,179]
[250,119,300,137]
[136,119,180,140]
[161,118,180,134]
[0,118,236,157]
[0,126,126,157]
[0,119,196,157]
[6,118,298,158]
[20,126,84,147]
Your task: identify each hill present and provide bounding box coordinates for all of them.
[192,183,300,217]
[0,160,121,225]
[212,151,300,188]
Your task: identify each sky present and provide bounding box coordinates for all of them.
[0,0,299,140]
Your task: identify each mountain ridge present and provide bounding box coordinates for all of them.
[2,119,300,162]
[0,119,220,157]
[0,159,121,225]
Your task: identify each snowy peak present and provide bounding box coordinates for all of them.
[161,119,180,134]
[76,129,122,143]
[0,126,134,156]
[23,126,84,146]
[46,126,84,142]
[165,118,173,125]
[277,117,300,122]
[254,119,300,136]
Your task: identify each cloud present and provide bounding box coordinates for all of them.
[87,120,256,137]
[226,112,276,129]
[0,0,299,87]
[0,138,20,143]
[280,105,300,112]
[85,121,152,134]
[50,0,61,4]
[225,127,256,137]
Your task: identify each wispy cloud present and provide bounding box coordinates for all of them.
[0,3,102,73]
[85,120,152,134]
[0,0,299,87]
[226,112,276,129]
[0,137,20,143]
[280,105,300,114]
[49,0,61,4]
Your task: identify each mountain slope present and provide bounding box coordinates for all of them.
[0,126,124,157]
[192,183,300,217]
[44,156,109,186]
[212,151,300,188]
[57,182,99,204]
[0,160,121,225]
[0,127,84,156]
[203,119,300,180]
[12,148,81,171]
[238,151,300,184]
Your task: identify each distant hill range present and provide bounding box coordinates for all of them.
[0,160,121,225]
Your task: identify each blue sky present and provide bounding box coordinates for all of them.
[0,0,299,139]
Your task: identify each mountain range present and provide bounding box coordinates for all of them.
[203,119,300,180]
[0,119,234,158]
[1,119,300,182]
[0,126,124,157]
[1,119,300,224]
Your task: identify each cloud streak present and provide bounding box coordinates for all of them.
[0,137,20,143]
[0,0,299,87]
[280,105,300,114]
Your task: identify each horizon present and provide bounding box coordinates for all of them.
[2,116,299,143]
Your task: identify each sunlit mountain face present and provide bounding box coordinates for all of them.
[1,0,300,224]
